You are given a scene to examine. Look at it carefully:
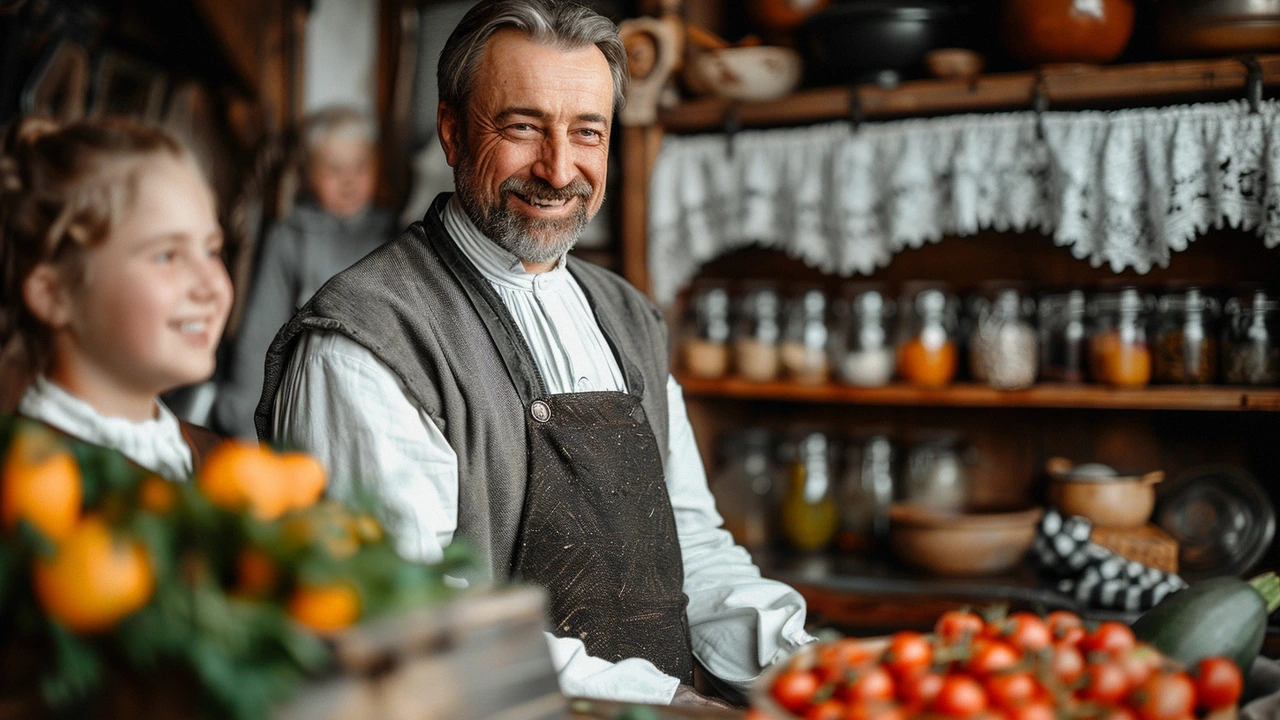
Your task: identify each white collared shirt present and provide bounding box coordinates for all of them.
[19,375,193,482]
[273,196,814,704]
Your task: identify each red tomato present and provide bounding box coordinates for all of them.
[1082,621,1136,656]
[773,668,821,713]
[1050,643,1085,685]
[1056,625,1086,648]
[844,703,906,720]
[1195,657,1244,710]
[936,610,986,644]
[745,710,771,720]
[885,631,933,677]
[897,670,944,708]
[1045,610,1084,641]
[932,675,989,717]
[1098,708,1139,720]
[966,640,1021,676]
[1118,648,1159,688]
[1006,701,1055,720]
[843,665,895,704]
[984,672,1040,710]
[1080,661,1130,704]
[805,699,847,720]
[1002,613,1053,653]
[816,640,874,683]
[1131,671,1196,720]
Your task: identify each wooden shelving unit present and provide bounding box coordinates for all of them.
[657,55,1280,133]
[676,375,1280,412]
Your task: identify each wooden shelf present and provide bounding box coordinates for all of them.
[676,375,1280,412]
[658,55,1280,133]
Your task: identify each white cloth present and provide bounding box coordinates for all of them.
[648,99,1280,304]
[274,196,815,703]
[18,376,193,482]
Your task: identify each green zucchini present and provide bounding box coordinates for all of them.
[1131,572,1280,673]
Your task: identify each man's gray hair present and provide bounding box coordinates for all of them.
[438,0,629,118]
[302,105,378,156]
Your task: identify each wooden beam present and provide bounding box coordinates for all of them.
[660,54,1280,133]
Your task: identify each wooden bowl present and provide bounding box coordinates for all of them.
[888,503,1043,577]
[684,46,803,102]
[1046,457,1163,529]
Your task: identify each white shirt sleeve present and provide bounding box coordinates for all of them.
[271,330,683,704]
[664,374,817,691]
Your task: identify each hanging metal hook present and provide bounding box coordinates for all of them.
[848,85,865,135]
[1240,56,1263,115]
[723,105,742,159]
[1031,69,1050,140]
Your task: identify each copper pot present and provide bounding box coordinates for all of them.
[1002,0,1136,66]
[1046,457,1164,529]
[1157,0,1280,55]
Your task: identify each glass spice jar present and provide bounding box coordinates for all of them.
[1039,290,1089,383]
[710,428,778,554]
[1223,288,1280,385]
[834,285,896,387]
[780,431,839,553]
[780,287,832,385]
[733,282,782,383]
[681,281,731,379]
[903,431,972,514]
[836,432,896,553]
[1154,287,1219,385]
[897,286,959,387]
[1089,287,1154,388]
[970,284,1038,391]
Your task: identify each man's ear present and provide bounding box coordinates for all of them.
[437,101,463,169]
[22,263,74,330]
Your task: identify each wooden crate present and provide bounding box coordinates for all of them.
[1092,524,1180,575]
[278,585,565,720]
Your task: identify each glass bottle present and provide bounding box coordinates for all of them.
[1089,287,1154,388]
[709,428,777,554]
[897,285,959,387]
[834,285,897,388]
[1154,286,1219,385]
[1223,288,1280,385]
[836,433,896,552]
[903,432,971,514]
[780,287,831,385]
[970,284,1038,391]
[1039,290,1088,383]
[681,281,731,379]
[733,282,782,383]
[780,431,839,552]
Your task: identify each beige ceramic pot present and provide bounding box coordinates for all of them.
[1046,457,1164,529]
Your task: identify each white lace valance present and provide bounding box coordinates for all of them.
[647,100,1280,305]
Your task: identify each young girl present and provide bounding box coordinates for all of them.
[0,117,233,480]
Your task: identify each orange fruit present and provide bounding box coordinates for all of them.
[287,581,360,635]
[33,516,154,633]
[234,547,278,598]
[138,475,178,514]
[2,426,82,541]
[197,441,291,520]
[279,452,326,509]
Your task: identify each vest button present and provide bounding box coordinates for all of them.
[530,400,552,423]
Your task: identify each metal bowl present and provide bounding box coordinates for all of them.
[797,1,960,86]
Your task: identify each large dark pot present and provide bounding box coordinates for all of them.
[797,1,960,86]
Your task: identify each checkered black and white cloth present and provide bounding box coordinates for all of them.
[1031,509,1188,613]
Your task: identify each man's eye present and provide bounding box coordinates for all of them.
[155,251,176,263]
[578,129,601,139]
[510,123,537,133]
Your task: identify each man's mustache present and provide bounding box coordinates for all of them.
[500,175,592,202]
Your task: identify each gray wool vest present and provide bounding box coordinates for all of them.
[255,193,672,582]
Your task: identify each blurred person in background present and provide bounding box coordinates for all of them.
[213,106,396,438]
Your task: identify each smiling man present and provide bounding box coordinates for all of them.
[256,0,814,707]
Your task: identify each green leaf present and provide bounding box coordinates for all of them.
[40,622,102,710]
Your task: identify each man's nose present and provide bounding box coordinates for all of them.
[531,135,575,189]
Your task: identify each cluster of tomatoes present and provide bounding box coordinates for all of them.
[759,609,1243,720]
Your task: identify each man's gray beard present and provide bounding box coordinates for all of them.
[454,157,593,264]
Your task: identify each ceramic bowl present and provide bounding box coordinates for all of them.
[684,46,803,102]
[888,503,1044,577]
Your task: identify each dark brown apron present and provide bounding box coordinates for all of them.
[439,233,695,683]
